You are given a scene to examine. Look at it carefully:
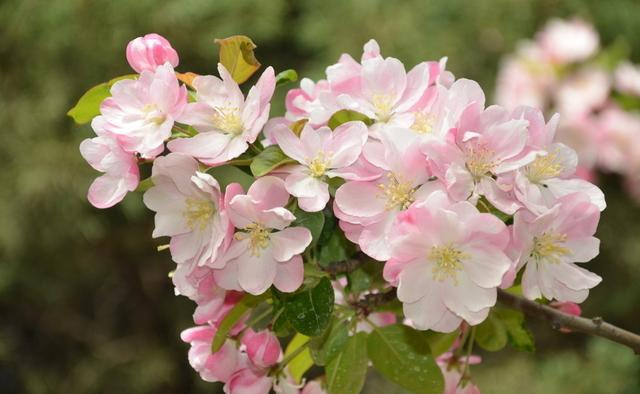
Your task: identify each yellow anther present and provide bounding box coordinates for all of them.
[372,94,394,122]
[212,106,244,134]
[308,152,332,178]
[411,112,435,134]
[378,172,415,211]
[465,145,498,179]
[429,244,468,284]
[531,232,571,264]
[235,222,271,256]
[525,153,563,183]
[183,198,215,231]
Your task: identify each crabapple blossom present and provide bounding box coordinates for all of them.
[424,103,541,214]
[386,191,512,331]
[181,325,239,383]
[143,153,234,267]
[614,61,640,97]
[168,64,275,165]
[513,192,602,303]
[98,63,187,158]
[273,371,305,394]
[272,120,368,211]
[334,132,435,261]
[301,381,326,394]
[241,329,282,368]
[224,358,273,394]
[79,130,139,209]
[537,18,599,64]
[213,176,312,295]
[126,33,179,73]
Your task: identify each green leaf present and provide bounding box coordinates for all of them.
[495,308,535,352]
[67,74,136,124]
[367,324,444,394]
[207,165,254,191]
[292,210,325,247]
[283,277,334,336]
[424,330,459,357]
[250,145,295,177]
[309,319,349,366]
[326,332,368,394]
[211,294,266,352]
[284,333,313,384]
[317,231,356,267]
[135,177,154,193]
[215,35,261,84]
[327,110,373,130]
[276,69,298,86]
[475,311,508,352]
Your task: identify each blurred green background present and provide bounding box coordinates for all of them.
[2,0,639,393]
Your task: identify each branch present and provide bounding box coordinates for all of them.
[321,252,368,277]
[351,288,398,317]
[497,289,640,354]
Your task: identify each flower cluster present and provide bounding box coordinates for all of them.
[496,17,640,199]
[76,33,608,394]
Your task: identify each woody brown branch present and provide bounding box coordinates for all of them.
[497,289,640,354]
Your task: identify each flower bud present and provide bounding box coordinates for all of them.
[126,33,179,73]
[241,329,282,368]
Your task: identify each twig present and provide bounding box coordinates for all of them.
[320,252,368,277]
[497,289,640,354]
[351,288,398,317]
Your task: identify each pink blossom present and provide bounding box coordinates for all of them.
[126,33,179,73]
[181,325,239,383]
[241,329,282,368]
[554,68,610,120]
[273,372,305,394]
[596,106,640,174]
[143,153,234,268]
[513,193,602,303]
[386,191,512,332]
[537,18,599,64]
[301,381,326,394]
[79,129,139,208]
[224,360,273,394]
[98,63,187,158]
[501,107,605,214]
[192,274,246,335]
[437,352,482,394]
[334,132,436,261]
[424,104,541,214]
[272,121,368,211]
[614,61,640,97]
[285,78,337,127]
[213,176,312,295]
[168,65,275,165]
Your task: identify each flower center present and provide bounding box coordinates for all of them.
[307,152,332,178]
[465,145,498,179]
[378,172,415,211]
[183,198,215,231]
[531,232,571,264]
[411,112,435,134]
[212,107,244,134]
[525,153,563,183]
[142,103,166,125]
[429,244,467,284]
[236,222,271,256]
[372,94,394,122]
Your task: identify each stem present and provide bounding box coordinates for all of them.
[497,289,640,354]
[459,327,476,387]
[249,143,262,154]
[275,340,310,374]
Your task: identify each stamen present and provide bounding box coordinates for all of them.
[530,232,571,264]
[235,222,271,256]
[525,153,563,183]
[183,198,215,231]
[465,145,498,179]
[372,94,394,122]
[307,152,332,178]
[212,106,244,134]
[378,172,416,210]
[411,112,435,134]
[430,244,468,284]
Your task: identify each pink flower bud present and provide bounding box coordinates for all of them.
[180,325,239,383]
[126,33,179,73]
[551,301,582,333]
[225,367,273,394]
[241,329,282,368]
